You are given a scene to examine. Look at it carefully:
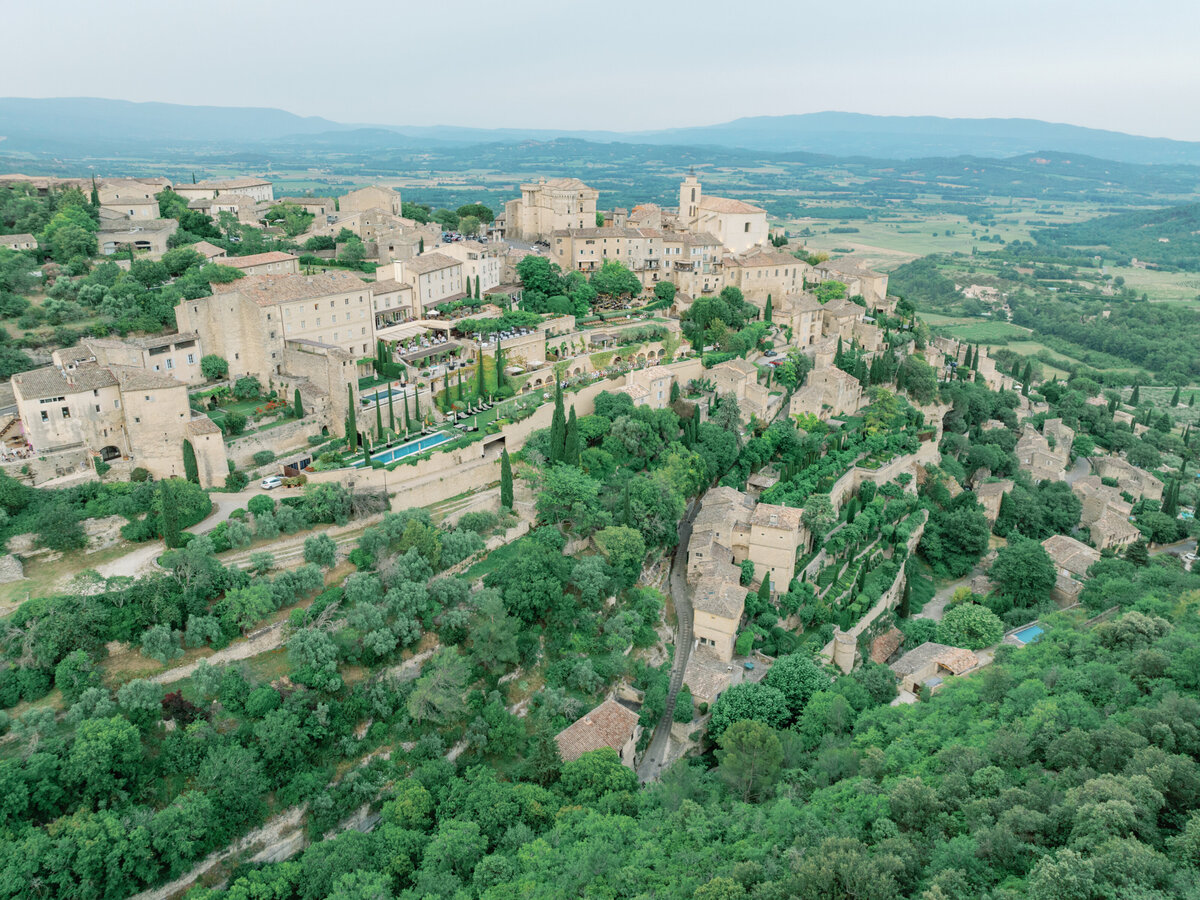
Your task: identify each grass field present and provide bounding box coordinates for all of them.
[1108,265,1200,303]
[933,321,1032,343]
[1127,385,1200,425]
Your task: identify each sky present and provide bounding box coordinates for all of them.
[6,0,1200,139]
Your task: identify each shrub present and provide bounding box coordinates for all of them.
[225,471,249,492]
[224,412,248,435]
[130,467,151,483]
[233,376,262,400]
[252,450,276,466]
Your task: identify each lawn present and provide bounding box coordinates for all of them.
[1131,385,1200,425]
[1107,265,1200,303]
[935,321,1033,343]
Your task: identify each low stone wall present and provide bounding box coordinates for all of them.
[0,447,93,486]
[226,417,322,470]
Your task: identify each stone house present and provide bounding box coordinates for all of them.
[973,479,1013,525]
[175,177,274,204]
[554,699,641,769]
[188,194,262,226]
[388,253,465,314]
[692,576,746,661]
[1093,456,1163,502]
[222,251,301,277]
[710,358,775,423]
[279,196,335,217]
[789,367,864,422]
[338,186,402,217]
[1016,425,1068,481]
[439,240,501,294]
[98,180,162,221]
[98,218,178,259]
[812,259,889,312]
[80,332,206,386]
[2,233,38,252]
[11,358,226,486]
[890,642,979,694]
[1072,475,1141,550]
[747,503,807,594]
[190,240,227,261]
[1042,533,1101,604]
[620,365,675,410]
[722,247,811,306]
[367,279,416,329]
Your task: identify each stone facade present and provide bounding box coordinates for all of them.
[505,177,598,242]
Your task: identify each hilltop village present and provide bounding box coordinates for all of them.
[0,168,1196,899]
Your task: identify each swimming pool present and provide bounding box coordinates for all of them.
[1013,624,1044,644]
[354,432,453,466]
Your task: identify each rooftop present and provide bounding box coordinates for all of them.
[891,642,980,677]
[554,699,639,763]
[751,503,803,531]
[698,195,765,215]
[212,271,367,307]
[190,240,226,259]
[192,177,272,190]
[1041,534,1101,578]
[405,252,460,275]
[692,576,746,619]
[223,251,299,269]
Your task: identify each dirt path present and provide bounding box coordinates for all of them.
[150,620,291,685]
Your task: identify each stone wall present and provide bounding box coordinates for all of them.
[226,418,322,470]
[0,447,93,486]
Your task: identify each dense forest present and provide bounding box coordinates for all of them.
[1033,202,1200,271]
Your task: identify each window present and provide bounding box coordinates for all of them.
[744,222,750,233]
[166,359,174,369]
[134,417,141,424]
[40,410,48,422]
[94,404,100,413]
[114,399,120,409]
[144,395,153,402]
[187,354,195,364]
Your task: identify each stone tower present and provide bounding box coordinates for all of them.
[679,173,701,225]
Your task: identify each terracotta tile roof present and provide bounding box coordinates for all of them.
[751,503,803,530]
[1041,534,1100,578]
[554,699,639,762]
[367,279,411,294]
[223,251,298,269]
[973,480,1013,499]
[108,365,186,392]
[870,627,904,664]
[891,641,979,676]
[13,362,117,400]
[2,233,38,247]
[212,272,367,307]
[405,253,460,275]
[692,576,746,619]
[186,415,222,436]
[713,357,759,380]
[193,177,271,190]
[189,240,226,259]
[699,195,765,215]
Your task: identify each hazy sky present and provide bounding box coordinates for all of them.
[7,0,1200,139]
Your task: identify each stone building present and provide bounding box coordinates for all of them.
[176,271,375,382]
[692,576,746,661]
[80,332,206,386]
[98,180,161,221]
[222,251,301,277]
[1072,475,1141,550]
[388,253,465,313]
[98,218,178,259]
[505,177,599,242]
[1092,456,1163,502]
[554,699,641,769]
[710,358,776,422]
[338,185,402,217]
[1042,534,1101,604]
[722,247,810,306]
[812,258,889,312]
[11,357,226,486]
[2,234,38,252]
[747,503,807,594]
[676,174,768,254]
[788,367,864,422]
[175,177,274,204]
[439,240,501,294]
[973,479,1014,525]
[187,194,262,226]
[620,365,675,410]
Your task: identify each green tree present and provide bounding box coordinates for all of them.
[182,440,199,484]
[564,406,580,466]
[559,747,638,804]
[304,532,338,568]
[294,388,304,418]
[673,684,694,723]
[140,623,182,665]
[347,384,357,449]
[764,293,773,324]
[217,583,275,634]
[68,716,143,804]
[549,381,566,463]
[499,449,514,510]
[801,493,837,544]
[158,479,183,548]
[989,534,1056,610]
[717,719,784,802]
[408,649,470,725]
[762,652,829,720]
[936,603,1004,649]
[593,525,646,588]
[200,354,228,381]
[590,260,641,298]
[708,682,789,741]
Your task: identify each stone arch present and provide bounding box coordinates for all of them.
[99,445,121,461]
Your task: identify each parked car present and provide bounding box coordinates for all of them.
[261,476,282,490]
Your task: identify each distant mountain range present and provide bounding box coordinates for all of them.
[3,97,1200,166]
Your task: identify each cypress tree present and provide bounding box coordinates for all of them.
[419,237,424,254]
[443,371,451,411]
[476,350,485,398]
[764,293,773,324]
[499,449,514,510]
[346,385,357,449]
[412,387,421,426]
[475,276,481,300]
[294,388,304,418]
[1131,383,1140,405]
[549,381,566,463]
[835,337,844,367]
[182,440,199,484]
[363,440,371,466]
[1163,479,1179,517]
[622,481,633,526]
[90,175,100,208]
[1190,393,1195,408]
[1171,386,1181,406]
[495,339,504,391]
[387,386,395,432]
[565,407,580,466]
[758,572,772,601]
[375,396,383,438]
[670,381,680,403]
[1021,360,1032,383]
